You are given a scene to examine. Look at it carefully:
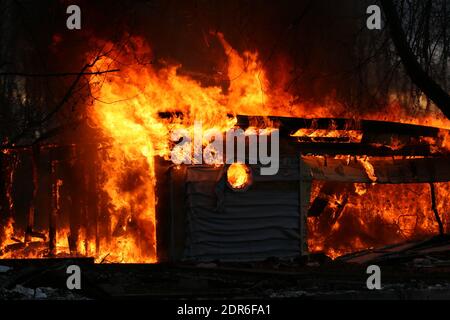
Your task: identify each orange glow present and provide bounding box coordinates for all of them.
[0,218,15,251]
[83,35,450,262]
[291,129,363,143]
[227,163,251,190]
[357,157,377,182]
[308,181,450,259]
[84,34,295,262]
[2,32,450,263]
[1,33,292,262]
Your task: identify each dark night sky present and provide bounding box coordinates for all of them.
[5,0,378,111]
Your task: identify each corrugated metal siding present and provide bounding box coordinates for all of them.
[183,165,301,261]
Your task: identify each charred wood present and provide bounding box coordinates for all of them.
[49,160,59,256]
[25,145,40,243]
[430,182,445,236]
[381,0,450,119]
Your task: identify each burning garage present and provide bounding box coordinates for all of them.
[1,0,450,302]
[147,115,450,262]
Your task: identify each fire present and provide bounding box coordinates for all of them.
[85,33,298,262]
[227,163,251,190]
[0,218,15,251]
[422,129,450,153]
[81,34,450,262]
[308,181,450,259]
[2,32,450,263]
[1,33,292,262]
[357,157,377,183]
[354,183,367,196]
[291,129,363,143]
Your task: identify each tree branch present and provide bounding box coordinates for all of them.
[2,53,117,148]
[0,69,119,77]
[429,182,445,236]
[380,0,450,118]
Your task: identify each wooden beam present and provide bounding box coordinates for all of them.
[49,160,58,256]
[236,115,442,137]
[301,156,450,184]
[236,115,449,157]
[297,142,434,157]
[25,145,40,243]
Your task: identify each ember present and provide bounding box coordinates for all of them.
[227,163,252,191]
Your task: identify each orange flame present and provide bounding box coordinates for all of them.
[85,34,298,262]
[227,163,251,190]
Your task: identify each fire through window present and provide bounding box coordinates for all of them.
[226,163,252,191]
[303,153,450,260]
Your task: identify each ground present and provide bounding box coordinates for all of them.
[2,251,450,300]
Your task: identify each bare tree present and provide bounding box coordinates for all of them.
[381,0,450,118]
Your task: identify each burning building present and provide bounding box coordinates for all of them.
[1,35,450,263]
[154,115,450,262]
[1,0,450,267]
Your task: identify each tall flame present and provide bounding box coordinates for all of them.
[86,34,302,262]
